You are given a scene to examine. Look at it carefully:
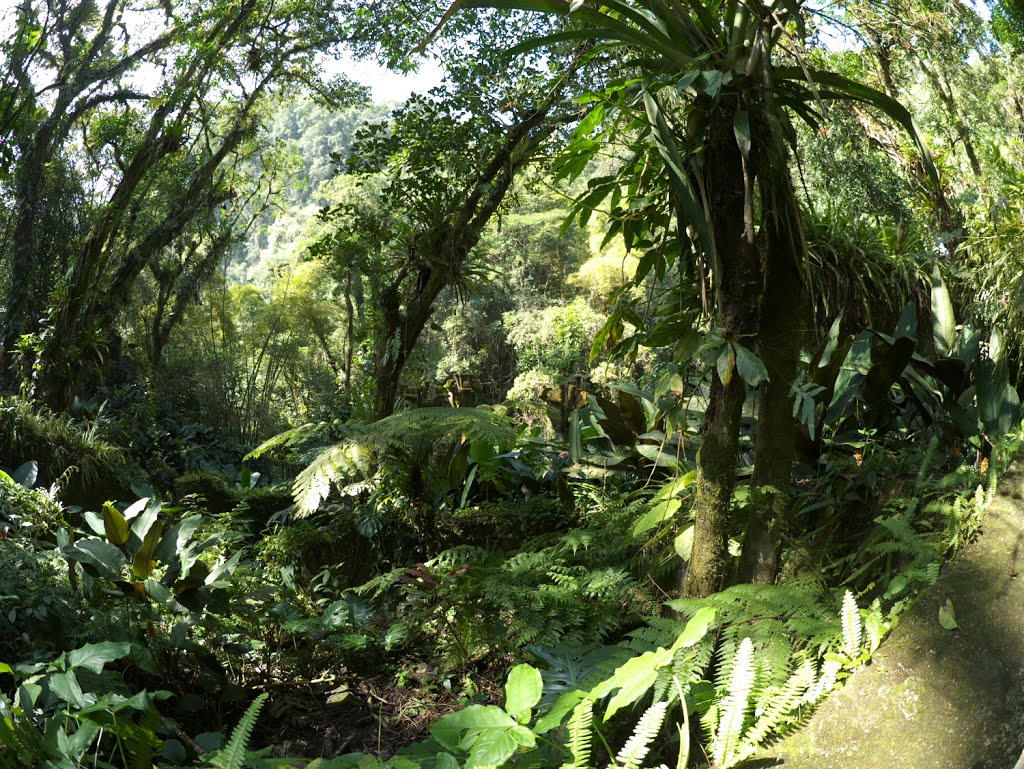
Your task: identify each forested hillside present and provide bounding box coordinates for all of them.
[2,0,1024,767]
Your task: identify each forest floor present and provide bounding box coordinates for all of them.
[747,464,1024,769]
[255,662,508,760]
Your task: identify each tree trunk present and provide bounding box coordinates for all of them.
[685,371,748,597]
[344,269,355,393]
[740,222,807,584]
[683,107,762,598]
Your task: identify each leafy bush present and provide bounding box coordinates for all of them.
[0,396,137,506]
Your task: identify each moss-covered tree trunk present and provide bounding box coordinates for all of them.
[741,225,806,583]
[683,107,762,598]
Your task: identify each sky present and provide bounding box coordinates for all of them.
[332,55,445,104]
[0,0,445,105]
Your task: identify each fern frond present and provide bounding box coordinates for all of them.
[293,443,355,517]
[209,693,268,769]
[840,591,862,658]
[292,408,517,516]
[563,699,594,769]
[711,637,755,768]
[246,422,330,460]
[805,658,841,703]
[612,701,668,769]
[735,659,816,758]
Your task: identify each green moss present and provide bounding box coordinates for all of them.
[749,466,1024,769]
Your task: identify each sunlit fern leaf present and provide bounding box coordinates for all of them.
[562,698,594,769]
[805,658,842,704]
[208,693,267,769]
[841,591,862,659]
[245,421,332,461]
[613,700,668,769]
[734,659,816,761]
[293,444,353,516]
[711,637,755,768]
[291,407,518,516]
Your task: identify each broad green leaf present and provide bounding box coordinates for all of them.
[733,109,751,157]
[130,499,161,546]
[641,90,713,258]
[66,641,133,673]
[102,502,130,546]
[466,729,519,768]
[206,548,243,586]
[697,69,726,97]
[534,689,587,734]
[817,314,843,368]
[672,606,716,650]
[938,599,958,630]
[82,510,106,536]
[122,497,149,521]
[430,705,515,751]
[733,343,768,387]
[632,498,682,537]
[589,607,715,720]
[504,664,543,722]
[508,724,535,748]
[65,718,100,756]
[674,523,694,560]
[133,521,163,579]
[434,754,460,769]
[155,515,202,565]
[11,460,37,488]
[717,345,735,388]
[48,670,87,708]
[636,443,681,469]
[601,647,671,719]
[894,302,917,341]
[64,538,128,580]
[930,268,956,356]
[990,327,1006,367]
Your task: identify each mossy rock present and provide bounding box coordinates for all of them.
[748,466,1024,769]
[174,471,291,527]
[237,486,294,524]
[444,494,574,549]
[174,471,241,514]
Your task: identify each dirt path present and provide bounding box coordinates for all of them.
[746,466,1024,769]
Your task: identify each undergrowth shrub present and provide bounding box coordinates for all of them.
[0,396,137,505]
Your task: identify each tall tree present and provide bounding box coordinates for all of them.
[320,16,586,418]
[0,0,357,407]
[438,0,936,595]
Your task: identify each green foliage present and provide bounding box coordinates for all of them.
[277,407,519,516]
[505,299,605,385]
[202,693,268,769]
[0,641,170,768]
[0,396,135,504]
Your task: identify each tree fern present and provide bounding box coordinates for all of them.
[245,421,332,461]
[611,701,668,769]
[205,693,268,769]
[291,407,518,516]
